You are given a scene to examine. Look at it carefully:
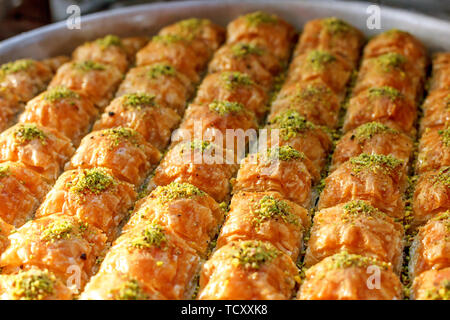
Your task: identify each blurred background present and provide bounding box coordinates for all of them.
[0,0,449,41]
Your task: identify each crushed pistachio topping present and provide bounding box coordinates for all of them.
[147,63,176,79]
[342,200,387,221]
[122,93,157,109]
[425,280,450,300]
[231,43,263,57]
[229,240,279,269]
[254,195,299,226]
[323,17,351,34]
[0,164,11,178]
[433,211,450,234]
[13,124,47,144]
[68,168,116,196]
[326,251,391,270]
[268,110,316,140]
[439,128,450,147]
[368,86,402,101]
[101,127,139,147]
[43,86,79,102]
[184,139,212,153]
[41,220,75,241]
[0,59,33,76]
[432,166,450,186]
[131,223,167,249]
[244,11,278,26]
[73,60,106,71]
[115,279,148,300]
[306,50,336,70]
[350,153,403,175]
[152,34,184,45]
[220,71,253,90]
[11,270,55,300]
[351,122,398,142]
[95,34,122,48]
[375,52,406,72]
[209,100,245,115]
[178,18,209,29]
[152,182,205,204]
[262,145,304,162]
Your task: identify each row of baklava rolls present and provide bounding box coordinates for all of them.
[409,52,450,300]
[0,33,148,299]
[299,29,429,299]
[0,17,226,299]
[196,17,366,300]
[80,11,297,300]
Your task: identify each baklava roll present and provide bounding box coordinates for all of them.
[318,153,406,219]
[159,18,226,53]
[82,222,201,300]
[173,101,258,152]
[0,217,13,254]
[420,89,450,133]
[93,93,180,150]
[194,71,268,121]
[411,267,450,300]
[197,240,298,300]
[136,35,208,84]
[342,86,417,135]
[266,110,333,174]
[353,52,423,102]
[270,79,341,128]
[0,214,107,291]
[0,87,19,131]
[115,64,193,115]
[66,127,161,186]
[428,52,450,92]
[417,127,450,173]
[49,60,123,109]
[294,17,364,69]
[331,122,413,172]
[19,86,99,146]
[0,161,51,227]
[304,201,404,272]
[126,182,223,256]
[409,212,450,280]
[72,35,130,73]
[0,123,74,182]
[149,140,238,203]
[226,11,296,61]
[362,29,427,75]
[208,42,282,89]
[216,192,310,261]
[0,59,53,103]
[413,167,450,227]
[0,268,73,300]
[286,50,353,95]
[233,146,317,208]
[298,251,403,300]
[36,168,136,239]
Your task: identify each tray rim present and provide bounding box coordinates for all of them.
[0,0,449,63]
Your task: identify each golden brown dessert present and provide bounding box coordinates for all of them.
[304,201,404,272]
[318,153,406,218]
[149,140,238,203]
[417,127,450,173]
[298,251,403,300]
[66,127,161,186]
[36,168,136,239]
[197,240,299,300]
[217,192,310,261]
[0,123,74,182]
[411,267,450,300]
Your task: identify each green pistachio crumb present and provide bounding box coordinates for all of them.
[326,251,391,270]
[375,52,406,72]
[209,100,245,115]
[131,223,167,249]
[115,279,148,300]
[229,240,279,270]
[43,86,79,102]
[439,128,450,147]
[122,93,157,108]
[220,71,253,90]
[323,17,351,34]
[263,145,304,162]
[253,195,299,226]
[73,60,106,71]
[147,63,176,79]
[268,110,316,140]
[95,34,122,48]
[350,153,403,175]
[68,168,116,196]
[0,59,34,76]
[368,86,402,101]
[0,164,11,178]
[13,124,47,144]
[11,270,55,300]
[244,11,278,26]
[231,43,263,57]
[351,122,398,142]
[306,50,336,70]
[152,182,205,204]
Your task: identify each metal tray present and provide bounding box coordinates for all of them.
[0,0,449,64]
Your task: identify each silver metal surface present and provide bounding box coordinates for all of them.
[0,0,449,64]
